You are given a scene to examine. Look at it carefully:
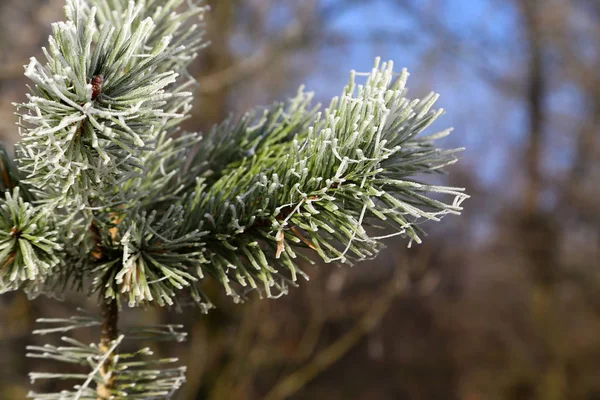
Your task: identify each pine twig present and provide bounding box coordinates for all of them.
[96,298,119,400]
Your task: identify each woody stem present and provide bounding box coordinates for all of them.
[96,298,118,399]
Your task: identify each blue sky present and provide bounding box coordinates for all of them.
[302,0,526,195]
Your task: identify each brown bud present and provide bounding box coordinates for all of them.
[91,74,104,100]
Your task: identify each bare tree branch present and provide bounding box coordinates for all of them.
[262,268,408,400]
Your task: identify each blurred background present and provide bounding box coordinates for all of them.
[1,0,599,399]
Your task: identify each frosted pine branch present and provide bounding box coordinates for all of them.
[169,59,468,305]
[0,188,62,293]
[15,0,206,207]
[27,315,187,400]
[1,0,468,398]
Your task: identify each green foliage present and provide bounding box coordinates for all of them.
[177,62,467,304]
[8,0,468,309]
[92,206,208,308]
[1,0,468,397]
[0,188,61,293]
[15,0,206,206]
[27,315,187,399]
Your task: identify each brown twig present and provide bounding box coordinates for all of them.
[96,298,119,400]
[262,268,407,400]
[0,159,14,190]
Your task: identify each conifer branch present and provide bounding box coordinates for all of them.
[1,0,468,397]
[27,313,187,399]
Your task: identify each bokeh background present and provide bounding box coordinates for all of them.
[1,0,599,399]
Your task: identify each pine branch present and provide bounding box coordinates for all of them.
[170,59,468,304]
[91,205,209,308]
[83,59,468,309]
[27,313,187,400]
[0,188,62,293]
[186,87,318,187]
[14,0,207,207]
[1,0,469,397]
